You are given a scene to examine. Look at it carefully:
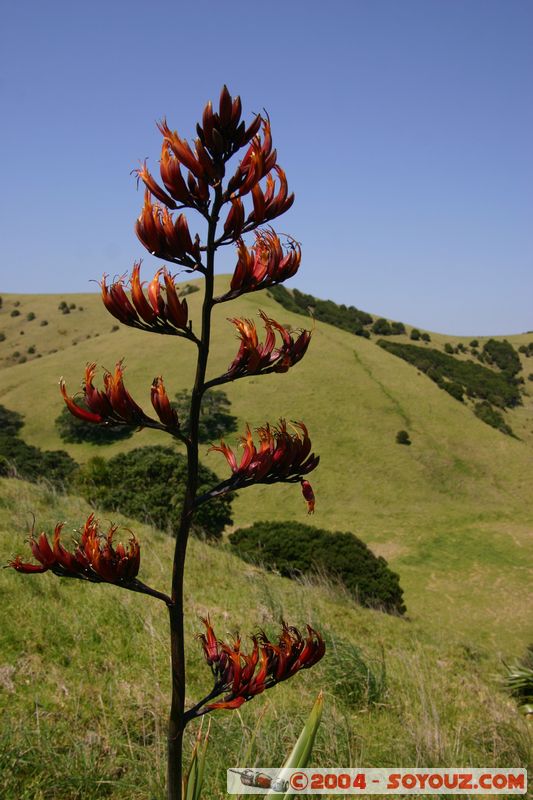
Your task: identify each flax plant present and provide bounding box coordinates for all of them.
[8,87,324,799]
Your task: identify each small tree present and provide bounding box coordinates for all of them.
[410,328,421,341]
[396,429,411,445]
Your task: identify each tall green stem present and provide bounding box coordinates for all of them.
[166,189,222,800]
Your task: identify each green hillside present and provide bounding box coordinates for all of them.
[0,281,532,797]
[0,479,531,799]
[0,280,532,649]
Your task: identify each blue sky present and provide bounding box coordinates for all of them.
[1,0,531,335]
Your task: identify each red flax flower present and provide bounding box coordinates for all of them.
[60,361,179,432]
[100,263,190,336]
[136,191,201,267]
[216,229,301,302]
[224,311,311,379]
[208,420,318,510]
[194,619,325,713]
[8,514,140,584]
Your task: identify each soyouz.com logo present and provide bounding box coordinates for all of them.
[227,767,527,794]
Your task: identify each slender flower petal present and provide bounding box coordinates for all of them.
[224,311,311,378]
[196,619,325,713]
[151,376,180,429]
[8,515,141,585]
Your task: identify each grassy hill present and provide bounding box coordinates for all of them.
[1,280,532,647]
[0,280,532,796]
[0,479,531,799]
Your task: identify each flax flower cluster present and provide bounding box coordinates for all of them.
[101,264,189,335]
[224,311,311,379]
[210,420,318,513]
[9,514,140,585]
[196,618,325,712]
[60,362,179,432]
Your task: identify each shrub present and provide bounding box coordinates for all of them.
[470,339,479,348]
[0,405,24,437]
[76,446,233,540]
[111,325,119,332]
[421,332,431,342]
[396,430,411,445]
[40,320,48,326]
[172,389,238,442]
[528,374,533,382]
[0,332,5,342]
[390,321,406,335]
[61,306,70,315]
[27,346,36,354]
[268,285,373,335]
[444,342,454,354]
[0,404,77,487]
[409,328,420,341]
[473,401,514,436]
[26,312,36,321]
[58,301,68,311]
[378,340,521,408]
[440,380,464,402]
[229,521,406,614]
[504,644,533,714]
[69,303,76,310]
[372,318,392,336]
[482,339,521,376]
[10,309,20,318]
[179,283,200,296]
[55,405,134,445]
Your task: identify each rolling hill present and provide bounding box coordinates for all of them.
[0,278,532,650]
[0,279,532,797]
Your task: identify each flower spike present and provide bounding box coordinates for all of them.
[191,619,325,716]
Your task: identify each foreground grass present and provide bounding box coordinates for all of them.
[0,478,531,799]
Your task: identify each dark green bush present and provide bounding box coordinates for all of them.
[55,405,134,445]
[473,401,514,436]
[470,339,479,348]
[409,328,420,341]
[179,283,200,296]
[421,332,431,342]
[268,285,373,335]
[0,404,77,488]
[26,312,36,321]
[440,380,464,402]
[0,332,5,342]
[444,342,454,354]
[372,318,392,335]
[76,446,233,541]
[40,320,48,327]
[396,430,411,445]
[229,521,406,614]
[172,389,238,442]
[389,321,405,335]
[10,309,20,318]
[482,339,521,376]
[377,340,521,408]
